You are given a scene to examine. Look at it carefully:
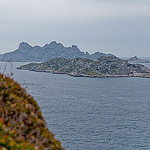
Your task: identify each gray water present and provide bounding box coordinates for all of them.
[1,62,150,150]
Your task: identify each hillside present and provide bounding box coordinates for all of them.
[0,41,112,62]
[0,74,64,150]
[18,56,150,78]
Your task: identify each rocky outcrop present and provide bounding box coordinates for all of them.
[0,74,64,150]
[0,41,112,62]
[18,56,150,78]
[128,56,150,63]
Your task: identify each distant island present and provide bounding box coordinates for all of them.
[0,41,112,62]
[128,56,150,63]
[18,55,150,78]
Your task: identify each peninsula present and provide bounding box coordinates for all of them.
[18,56,150,78]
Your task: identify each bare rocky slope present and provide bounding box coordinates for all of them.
[0,74,64,150]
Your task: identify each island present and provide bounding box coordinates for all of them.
[0,41,112,62]
[18,55,150,78]
[128,56,150,63]
[0,74,64,150]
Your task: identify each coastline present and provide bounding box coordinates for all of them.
[18,68,150,78]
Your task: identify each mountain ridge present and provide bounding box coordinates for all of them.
[0,41,113,62]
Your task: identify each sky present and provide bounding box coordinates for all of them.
[0,0,150,57]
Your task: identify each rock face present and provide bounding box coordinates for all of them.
[128,56,150,63]
[18,56,150,78]
[0,41,112,62]
[0,74,64,150]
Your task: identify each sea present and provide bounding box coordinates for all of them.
[1,61,150,150]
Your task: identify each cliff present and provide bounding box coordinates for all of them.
[0,74,64,150]
[18,56,150,78]
[0,41,112,62]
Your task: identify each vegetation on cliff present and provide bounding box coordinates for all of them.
[0,74,64,150]
[18,56,150,77]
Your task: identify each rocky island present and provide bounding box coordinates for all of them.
[0,74,64,150]
[0,41,112,62]
[18,56,150,78]
[128,56,150,63]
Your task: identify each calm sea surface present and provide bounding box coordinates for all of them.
[1,62,150,150]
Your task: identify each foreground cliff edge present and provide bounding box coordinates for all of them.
[18,56,150,78]
[0,74,64,150]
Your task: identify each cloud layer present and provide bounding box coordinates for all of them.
[0,0,150,56]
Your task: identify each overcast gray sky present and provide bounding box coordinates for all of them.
[0,0,150,57]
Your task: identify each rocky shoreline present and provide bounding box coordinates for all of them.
[18,68,150,78]
[68,72,150,78]
[18,56,150,79]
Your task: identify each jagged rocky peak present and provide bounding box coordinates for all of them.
[71,45,80,51]
[50,41,58,44]
[18,42,32,51]
[133,56,138,59]
[44,41,63,48]
[52,41,64,47]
